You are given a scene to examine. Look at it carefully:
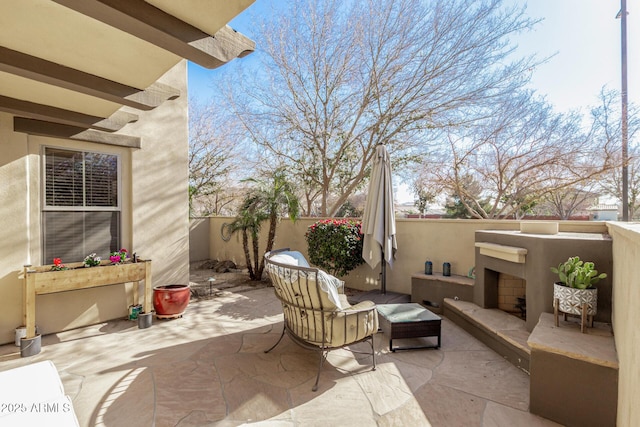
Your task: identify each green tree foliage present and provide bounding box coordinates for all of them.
[413,182,436,217]
[444,194,491,219]
[335,200,362,218]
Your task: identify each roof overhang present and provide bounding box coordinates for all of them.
[0,0,255,141]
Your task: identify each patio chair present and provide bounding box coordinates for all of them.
[264,248,378,391]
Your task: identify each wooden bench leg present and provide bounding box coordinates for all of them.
[554,298,559,327]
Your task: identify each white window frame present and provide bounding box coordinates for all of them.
[41,146,122,262]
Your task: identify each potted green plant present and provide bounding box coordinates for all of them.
[551,256,606,332]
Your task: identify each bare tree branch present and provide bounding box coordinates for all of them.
[216,0,540,215]
[422,90,615,218]
[188,100,246,216]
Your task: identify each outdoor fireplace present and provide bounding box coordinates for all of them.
[497,274,526,318]
[474,229,612,332]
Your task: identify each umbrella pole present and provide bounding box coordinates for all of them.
[381,249,386,294]
[381,159,387,295]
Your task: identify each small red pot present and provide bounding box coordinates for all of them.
[153,284,190,318]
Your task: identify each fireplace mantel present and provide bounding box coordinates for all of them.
[474,242,527,263]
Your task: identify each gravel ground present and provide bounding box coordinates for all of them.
[188,260,364,300]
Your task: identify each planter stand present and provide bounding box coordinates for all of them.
[553,283,597,333]
[22,260,152,356]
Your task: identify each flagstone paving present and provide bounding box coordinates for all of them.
[0,286,560,426]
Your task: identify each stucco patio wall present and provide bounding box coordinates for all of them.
[190,218,211,262]
[607,222,640,427]
[0,63,189,345]
[204,217,608,294]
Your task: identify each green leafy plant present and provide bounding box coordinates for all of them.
[551,256,607,290]
[230,169,299,281]
[305,219,364,277]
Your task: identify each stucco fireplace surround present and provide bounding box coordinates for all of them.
[474,229,612,332]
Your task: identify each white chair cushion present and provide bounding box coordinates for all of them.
[0,361,65,402]
[269,253,299,266]
[272,250,310,268]
[317,270,345,309]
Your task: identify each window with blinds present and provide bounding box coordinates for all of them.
[43,147,121,263]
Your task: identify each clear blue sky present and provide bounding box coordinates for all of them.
[189,0,638,114]
[509,0,637,114]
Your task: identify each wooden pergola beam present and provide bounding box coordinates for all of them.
[0,47,180,111]
[14,117,141,148]
[52,0,255,69]
[0,95,137,132]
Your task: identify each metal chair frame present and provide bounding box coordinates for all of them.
[264,248,377,391]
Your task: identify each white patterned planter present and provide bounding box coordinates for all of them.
[553,282,598,316]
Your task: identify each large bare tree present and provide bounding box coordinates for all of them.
[419,90,615,219]
[219,0,540,216]
[593,88,640,218]
[189,100,245,216]
[540,184,599,220]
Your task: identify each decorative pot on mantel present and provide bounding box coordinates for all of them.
[153,284,190,319]
[553,282,597,332]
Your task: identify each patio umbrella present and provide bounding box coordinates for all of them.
[362,144,397,294]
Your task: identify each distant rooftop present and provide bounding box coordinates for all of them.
[589,204,619,211]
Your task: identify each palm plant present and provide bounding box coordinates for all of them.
[229,198,267,280]
[231,169,300,280]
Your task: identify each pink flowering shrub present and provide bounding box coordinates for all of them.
[305,219,364,277]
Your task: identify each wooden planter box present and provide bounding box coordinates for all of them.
[23,260,152,339]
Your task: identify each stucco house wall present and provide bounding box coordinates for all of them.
[0,62,189,344]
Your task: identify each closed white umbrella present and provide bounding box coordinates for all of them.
[362,144,397,293]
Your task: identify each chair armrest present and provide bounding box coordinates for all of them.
[340,300,376,314]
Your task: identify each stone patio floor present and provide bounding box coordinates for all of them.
[0,286,561,426]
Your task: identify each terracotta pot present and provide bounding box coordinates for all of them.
[153,284,190,318]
